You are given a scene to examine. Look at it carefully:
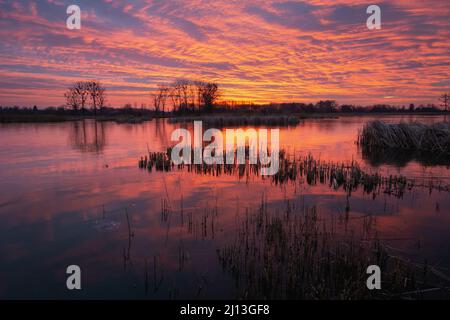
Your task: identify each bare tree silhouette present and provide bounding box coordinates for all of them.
[197,82,219,111]
[65,81,106,114]
[86,81,106,115]
[75,81,89,110]
[152,84,170,113]
[64,87,81,110]
[440,93,450,111]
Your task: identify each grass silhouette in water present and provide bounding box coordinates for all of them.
[139,149,450,198]
[217,197,450,299]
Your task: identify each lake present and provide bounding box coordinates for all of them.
[0,115,449,299]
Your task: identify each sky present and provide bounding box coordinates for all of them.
[0,0,449,107]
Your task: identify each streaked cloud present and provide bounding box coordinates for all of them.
[0,0,448,106]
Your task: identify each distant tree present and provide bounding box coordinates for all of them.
[64,87,81,110]
[97,92,106,111]
[170,82,182,112]
[409,103,415,112]
[371,104,393,113]
[86,81,105,115]
[440,93,449,111]
[170,80,193,111]
[123,103,132,113]
[197,82,219,111]
[305,103,315,113]
[188,83,197,111]
[316,100,338,112]
[179,80,190,111]
[74,81,89,110]
[152,84,170,113]
[340,104,355,113]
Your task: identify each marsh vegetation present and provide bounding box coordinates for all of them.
[358,121,450,154]
[139,149,450,198]
[217,197,450,299]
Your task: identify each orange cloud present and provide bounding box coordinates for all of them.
[0,0,448,107]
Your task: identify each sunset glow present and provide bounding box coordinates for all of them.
[0,0,449,107]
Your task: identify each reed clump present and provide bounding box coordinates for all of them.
[358,121,450,154]
[139,149,173,171]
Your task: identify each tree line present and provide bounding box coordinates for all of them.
[214,99,449,114]
[62,80,447,115]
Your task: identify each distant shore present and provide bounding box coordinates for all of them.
[0,108,448,124]
[0,109,155,124]
[0,113,154,124]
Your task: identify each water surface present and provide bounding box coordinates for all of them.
[0,115,449,299]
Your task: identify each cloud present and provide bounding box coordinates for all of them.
[246,1,325,32]
[0,0,448,106]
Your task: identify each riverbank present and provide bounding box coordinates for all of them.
[0,113,153,124]
[0,109,448,124]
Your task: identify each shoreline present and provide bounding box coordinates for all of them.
[0,111,448,124]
